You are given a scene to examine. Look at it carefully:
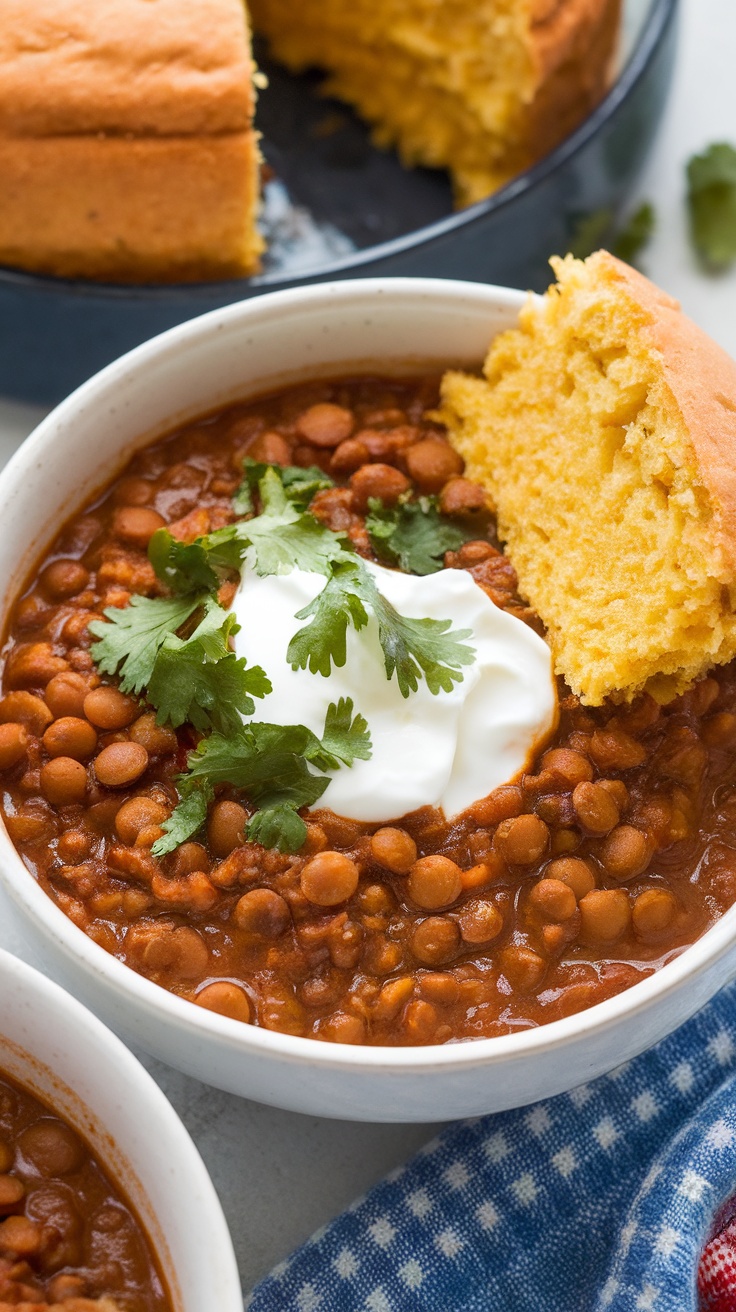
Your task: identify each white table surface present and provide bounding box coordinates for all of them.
[0,0,734,1296]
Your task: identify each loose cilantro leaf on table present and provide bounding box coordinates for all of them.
[234,458,334,514]
[687,143,736,269]
[89,594,205,695]
[612,202,656,266]
[366,496,473,575]
[154,698,371,856]
[288,559,475,698]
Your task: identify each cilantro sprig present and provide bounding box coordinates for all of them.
[152,697,371,855]
[366,495,475,575]
[613,202,655,267]
[89,594,206,695]
[149,463,350,592]
[687,142,736,270]
[287,560,475,697]
[90,596,272,737]
[234,459,334,514]
[146,465,475,700]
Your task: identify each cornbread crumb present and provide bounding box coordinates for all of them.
[441,251,736,704]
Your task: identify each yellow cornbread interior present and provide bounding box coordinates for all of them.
[248,0,535,204]
[441,253,736,705]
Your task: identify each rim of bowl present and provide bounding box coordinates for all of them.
[0,945,241,1305]
[1,271,733,1079]
[0,0,677,300]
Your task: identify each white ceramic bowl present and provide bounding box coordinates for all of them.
[1,277,736,1123]
[0,946,241,1311]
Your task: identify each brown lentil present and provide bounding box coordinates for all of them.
[407,855,463,909]
[196,981,252,1024]
[370,826,417,874]
[94,741,148,788]
[301,852,360,906]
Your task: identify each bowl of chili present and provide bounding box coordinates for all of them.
[1,276,735,1123]
[0,946,242,1309]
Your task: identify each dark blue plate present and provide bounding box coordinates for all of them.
[0,0,678,404]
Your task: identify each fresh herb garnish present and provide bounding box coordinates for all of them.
[89,594,206,695]
[147,604,272,736]
[147,469,474,700]
[152,698,372,855]
[92,596,271,737]
[287,558,475,697]
[687,142,736,270]
[234,458,334,514]
[149,465,349,590]
[366,495,474,575]
[613,202,656,266]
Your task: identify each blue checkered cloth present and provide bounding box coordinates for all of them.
[247,982,736,1311]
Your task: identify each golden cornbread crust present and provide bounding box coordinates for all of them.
[0,134,262,283]
[250,0,621,205]
[514,0,623,184]
[0,0,254,135]
[0,0,262,282]
[441,251,736,705]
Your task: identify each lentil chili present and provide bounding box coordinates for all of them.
[2,375,736,1046]
[0,1069,169,1309]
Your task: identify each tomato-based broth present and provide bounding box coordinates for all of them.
[2,374,736,1047]
[0,1069,169,1309]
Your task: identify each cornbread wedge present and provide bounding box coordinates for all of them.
[0,0,263,282]
[248,0,622,206]
[442,251,736,704]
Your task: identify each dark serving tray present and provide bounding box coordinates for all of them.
[0,0,678,404]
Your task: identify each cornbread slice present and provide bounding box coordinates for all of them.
[0,0,263,282]
[249,0,622,206]
[441,251,736,705]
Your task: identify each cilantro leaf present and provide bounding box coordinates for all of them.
[360,570,475,697]
[243,469,350,577]
[182,722,331,809]
[366,497,473,575]
[246,804,307,853]
[149,464,348,588]
[307,697,372,772]
[158,699,372,855]
[687,143,736,269]
[288,559,475,698]
[613,202,655,266]
[89,594,204,696]
[287,562,369,676]
[148,529,220,595]
[234,459,334,514]
[146,604,270,735]
[152,784,212,857]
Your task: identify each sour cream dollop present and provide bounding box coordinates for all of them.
[232,560,557,823]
